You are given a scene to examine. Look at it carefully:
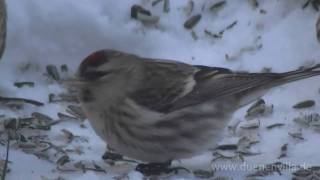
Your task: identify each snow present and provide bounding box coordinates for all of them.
[0,0,320,179]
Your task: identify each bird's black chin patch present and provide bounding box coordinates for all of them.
[83,71,110,81]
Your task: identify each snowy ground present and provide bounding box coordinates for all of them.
[0,0,320,179]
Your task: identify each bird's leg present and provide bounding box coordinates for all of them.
[135,161,190,176]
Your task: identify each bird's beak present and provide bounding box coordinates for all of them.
[62,77,88,87]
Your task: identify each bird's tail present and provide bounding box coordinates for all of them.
[273,63,320,86]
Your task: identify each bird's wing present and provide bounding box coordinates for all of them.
[129,60,289,114]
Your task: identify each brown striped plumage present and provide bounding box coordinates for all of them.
[74,49,320,163]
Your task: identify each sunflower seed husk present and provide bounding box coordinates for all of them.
[278,143,288,159]
[57,113,79,121]
[60,64,68,72]
[293,100,315,109]
[209,1,226,13]
[266,123,285,130]
[184,14,201,29]
[32,112,53,122]
[131,5,159,24]
[246,99,273,120]
[248,0,259,9]
[66,105,86,120]
[239,119,260,129]
[225,21,237,30]
[259,9,267,14]
[191,30,198,41]
[14,82,35,88]
[57,155,70,166]
[152,0,163,6]
[0,96,44,107]
[193,169,214,179]
[293,113,320,127]
[288,129,304,140]
[237,136,252,154]
[247,162,290,177]
[163,0,170,13]
[61,129,74,143]
[204,29,222,39]
[215,144,238,151]
[292,168,313,178]
[46,65,60,81]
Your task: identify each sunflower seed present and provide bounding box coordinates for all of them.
[184,14,201,29]
[66,105,86,120]
[293,100,315,109]
[151,0,163,6]
[32,112,53,122]
[14,82,35,88]
[131,5,159,24]
[239,119,260,129]
[248,0,259,9]
[0,96,44,107]
[246,99,273,120]
[209,1,226,13]
[278,143,288,159]
[60,64,68,72]
[46,65,60,81]
[57,155,70,166]
[57,113,79,121]
[163,0,170,13]
[193,169,214,179]
[266,123,285,130]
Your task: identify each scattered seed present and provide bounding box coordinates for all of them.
[278,143,288,159]
[131,5,159,24]
[193,169,214,179]
[163,0,170,13]
[246,99,273,120]
[209,1,226,13]
[14,82,35,88]
[57,113,79,121]
[66,105,86,120]
[57,155,70,166]
[184,14,202,29]
[0,96,44,107]
[151,0,163,6]
[32,112,53,122]
[266,123,285,130]
[248,0,259,9]
[293,100,315,109]
[239,119,260,129]
[191,30,198,41]
[46,65,60,81]
[60,64,68,72]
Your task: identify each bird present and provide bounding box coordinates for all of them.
[71,49,320,175]
[0,0,6,59]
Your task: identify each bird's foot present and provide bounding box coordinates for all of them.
[102,151,124,161]
[135,162,190,176]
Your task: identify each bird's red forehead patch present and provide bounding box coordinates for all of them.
[81,50,109,68]
[78,50,109,77]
